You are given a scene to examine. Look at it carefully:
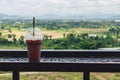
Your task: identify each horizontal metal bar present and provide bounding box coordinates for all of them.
[0,62,120,72]
[0,50,120,57]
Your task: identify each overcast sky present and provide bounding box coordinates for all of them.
[0,0,120,16]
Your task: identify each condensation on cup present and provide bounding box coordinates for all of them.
[25,27,43,62]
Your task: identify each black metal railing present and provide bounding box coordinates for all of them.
[0,50,120,80]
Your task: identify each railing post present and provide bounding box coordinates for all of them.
[13,70,19,80]
[83,71,90,80]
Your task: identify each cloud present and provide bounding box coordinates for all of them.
[0,0,120,16]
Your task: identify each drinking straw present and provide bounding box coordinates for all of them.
[33,17,35,36]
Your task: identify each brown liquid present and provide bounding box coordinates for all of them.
[26,40,42,62]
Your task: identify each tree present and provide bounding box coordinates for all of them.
[49,35,52,40]
[43,35,49,40]
[81,33,88,39]
[18,36,25,44]
[0,37,8,44]
[79,40,89,49]
[13,38,17,43]
[0,32,2,36]
[67,33,76,42]
[8,34,12,38]
[12,34,16,38]
[20,36,24,40]
[57,23,69,29]
[1,25,4,29]
[8,28,12,33]
[63,33,66,38]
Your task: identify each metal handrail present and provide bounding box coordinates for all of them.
[0,50,120,57]
[0,50,120,80]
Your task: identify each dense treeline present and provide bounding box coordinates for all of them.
[1,19,120,30]
[42,33,120,49]
[0,32,25,48]
[36,20,120,30]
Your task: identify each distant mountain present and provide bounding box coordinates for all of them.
[83,13,120,20]
[0,13,23,20]
[0,13,9,19]
[0,13,120,20]
[38,14,65,19]
[37,13,120,20]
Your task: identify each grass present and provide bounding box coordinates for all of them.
[0,72,12,80]
[0,72,83,80]
[20,72,82,80]
[0,72,120,80]
[91,72,120,80]
[69,28,109,34]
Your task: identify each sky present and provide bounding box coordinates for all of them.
[0,0,120,16]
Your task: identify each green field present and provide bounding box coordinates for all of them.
[0,72,120,80]
[1,27,109,39]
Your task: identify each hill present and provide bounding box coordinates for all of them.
[0,13,120,20]
[0,13,23,20]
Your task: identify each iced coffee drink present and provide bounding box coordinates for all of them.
[25,17,43,62]
[26,39,42,62]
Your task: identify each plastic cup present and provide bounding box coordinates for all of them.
[25,28,43,62]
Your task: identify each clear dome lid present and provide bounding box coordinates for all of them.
[25,27,43,40]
